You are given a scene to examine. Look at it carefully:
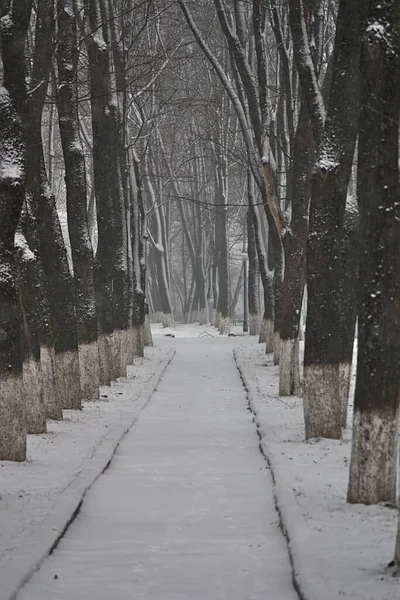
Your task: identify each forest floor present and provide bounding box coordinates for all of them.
[2,324,399,600]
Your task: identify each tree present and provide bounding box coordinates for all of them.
[347,0,400,505]
[0,88,27,460]
[0,0,32,459]
[291,0,367,438]
[56,0,99,398]
[25,0,82,411]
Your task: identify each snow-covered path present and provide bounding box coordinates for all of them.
[17,337,297,600]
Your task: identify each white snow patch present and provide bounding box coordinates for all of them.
[0,347,170,569]
[235,343,400,600]
[14,231,35,262]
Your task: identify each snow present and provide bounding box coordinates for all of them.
[235,342,400,600]
[0,346,173,600]
[0,14,12,32]
[366,19,396,56]
[15,330,297,600]
[14,231,35,262]
[3,324,399,599]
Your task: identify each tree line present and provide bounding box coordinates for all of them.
[0,0,154,462]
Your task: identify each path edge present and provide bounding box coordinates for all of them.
[4,348,176,600]
[233,347,306,600]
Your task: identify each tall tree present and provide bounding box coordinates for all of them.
[292,0,367,438]
[56,0,99,398]
[0,0,32,459]
[347,0,400,504]
[25,0,82,411]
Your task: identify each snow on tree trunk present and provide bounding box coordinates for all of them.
[302,0,366,439]
[15,232,46,434]
[279,100,312,396]
[20,202,62,420]
[57,0,99,399]
[348,0,400,505]
[0,88,27,460]
[0,0,39,459]
[23,0,82,411]
[85,0,116,385]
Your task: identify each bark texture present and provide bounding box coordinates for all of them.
[57,0,99,398]
[279,100,313,395]
[0,88,27,460]
[348,0,400,505]
[303,0,366,439]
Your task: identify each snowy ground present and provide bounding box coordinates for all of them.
[3,323,398,600]
[235,343,399,600]
[0,346,173,599]
[14,325,298,600]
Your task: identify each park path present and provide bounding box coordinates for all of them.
[17,337,297,600]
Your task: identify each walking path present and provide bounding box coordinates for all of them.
[17,337,298,600]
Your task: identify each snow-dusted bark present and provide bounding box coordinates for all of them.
[129,151,146,356]
[303,0,366,439]
[248,175,274,350]
[15,231,46,434]
[21,198,62,421]
[348,0,400,505]
[85,0,118,383]
[279,101,313,396]
[0,87,27,460]
[25,0,81,410]
[57,0,99,398]
[288,0,325,147]
[108,7,131,377]
[247,207,260,336]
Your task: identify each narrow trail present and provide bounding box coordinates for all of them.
[18,337,298,600]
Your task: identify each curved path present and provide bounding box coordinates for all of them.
[18,337,298,600]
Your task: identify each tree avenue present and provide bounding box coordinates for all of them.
[0,0,400,572]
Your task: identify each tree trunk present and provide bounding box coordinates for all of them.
[338,198,358,428]
[0,88,27,460]
[15,232,46,434]
[20,202,62,421]
[273,238,284,364]
[215,164,230,335]
[57,0,99,398]
[247,207,260,335]
[279,100,313,396]
[248,175,274,349]
[347,0,400,505]
[26,1,81,411]
[85,0,116,384]
[303,0,366,439]
[129,153,146,357]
